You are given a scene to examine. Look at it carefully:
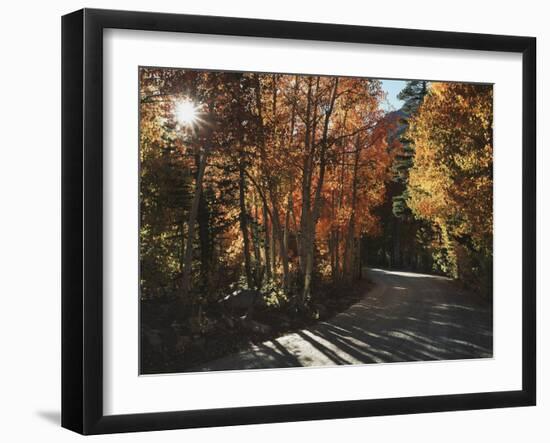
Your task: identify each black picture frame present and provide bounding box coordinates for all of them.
[61,8,536,435]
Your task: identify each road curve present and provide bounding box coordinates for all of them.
[194,268,493,371]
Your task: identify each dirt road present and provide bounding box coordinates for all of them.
[194,268,493,371]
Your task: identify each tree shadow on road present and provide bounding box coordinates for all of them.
[298,270,493,366]
[195,269,493,371]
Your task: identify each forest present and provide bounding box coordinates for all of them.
[139,68,493,373]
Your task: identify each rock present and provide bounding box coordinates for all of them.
[313,303,329,320]
[255,321,272,334]
[241,318,272,334]
[276,313,292,329]
[221,289,263,312]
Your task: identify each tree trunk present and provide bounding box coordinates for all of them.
[393,218,400,268]
[238,157,254,289]
[334,229,341,281]
[197,181,212,288]
[299,77,314,280]
[181,150,208,296]
[302,78,339,302]
[269,214,276,276]
[263,201,271,279]
[282,195,291,291]
[251,198,263,286]
[344,134,360,283]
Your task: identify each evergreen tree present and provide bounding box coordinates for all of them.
[392,80,428,218]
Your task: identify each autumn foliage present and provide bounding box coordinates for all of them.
[406,82,493,287]
[139,68,493,344]
[139,68,399,315]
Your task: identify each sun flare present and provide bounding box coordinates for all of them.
[175,100,198,125]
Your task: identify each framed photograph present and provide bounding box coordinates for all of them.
[62,8,536,435]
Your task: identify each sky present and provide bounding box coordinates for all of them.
[380,79,407,112]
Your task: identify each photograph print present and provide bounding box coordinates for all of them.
[139,67,493,375]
